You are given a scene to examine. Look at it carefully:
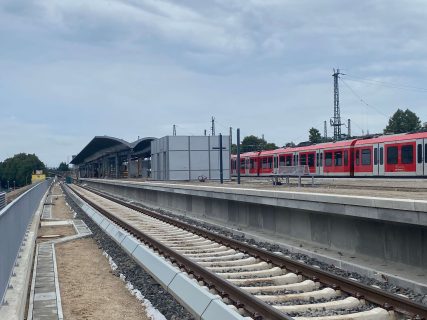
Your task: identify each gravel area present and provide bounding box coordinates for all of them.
[62,185,194,320]
[127,199,427,306]
[56,238,151,320]
[288,304,375,318]
[37,225,75,241]
[50,183,74,219]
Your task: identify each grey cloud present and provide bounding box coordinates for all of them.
[0,0,426,164]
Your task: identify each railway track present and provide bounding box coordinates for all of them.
[69,183,427,320]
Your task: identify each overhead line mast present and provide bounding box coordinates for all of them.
[331,68,345,140]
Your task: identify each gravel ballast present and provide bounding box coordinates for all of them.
[62,186,194,320]
[122,196,427,306]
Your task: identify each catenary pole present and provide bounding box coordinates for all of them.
[237,128,241,185]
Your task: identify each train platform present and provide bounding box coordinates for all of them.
[80,178,427,296]
[138,177,427,200]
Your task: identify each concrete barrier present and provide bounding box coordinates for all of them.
[0,180,51,310]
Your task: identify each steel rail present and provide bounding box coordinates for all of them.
[71,185,292,320]
[81,185,427,319]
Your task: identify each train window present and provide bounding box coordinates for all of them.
[240,159,245,169]
[325,152,332,166]
[387,146,398,164]
[355,150,360,165]
[250,159,256,169]
[320,153,323,167]
[417,144,423,164]
[344,150,348,166]
[279,156,285,167]
[374,148,378,165]
[334,151,342,166]
[380,147,384,165]
[286,155,292,166]
[361,149,371,165]
[316,153,319,167]
[401,145,413,164]
[274,156,278,168]
[308,154,315,167]
[261,157,272,169]
[300,154,307,165]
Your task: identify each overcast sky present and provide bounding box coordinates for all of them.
[1,0,426,166]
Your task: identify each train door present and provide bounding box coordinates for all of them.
[416,139,424,176]
[424,139,427,177]
[316,150,323,175]
[245,158,250,175]
[273,154,279,174]
[377,143,385,176]
[293,153,298,167]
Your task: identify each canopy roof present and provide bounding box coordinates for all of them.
[71,136,156,165]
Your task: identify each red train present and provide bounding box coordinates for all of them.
[231,132,427,177]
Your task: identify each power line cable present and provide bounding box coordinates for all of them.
[340,78,389,118]
[343,74,427,93]
[214,119,232,133]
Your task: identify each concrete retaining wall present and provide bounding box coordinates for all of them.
[0,179,51,310]
[81,179,427,268]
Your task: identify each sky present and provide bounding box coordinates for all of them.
[1,0,427,167]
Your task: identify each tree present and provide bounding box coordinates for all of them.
[58,162,69,171]
[284,142,296,148]
[231,135,278,154]
[384,108,422,134]
[0,153,46,188]
[241,135,278,152]
[308,127,322,143]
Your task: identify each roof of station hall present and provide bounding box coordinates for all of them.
[70,136,156,165]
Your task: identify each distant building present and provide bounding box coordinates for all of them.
[70,136,155,179]
[32,170,46,183]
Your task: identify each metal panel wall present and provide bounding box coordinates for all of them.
[0,180,51,305]
[151,136,230,181]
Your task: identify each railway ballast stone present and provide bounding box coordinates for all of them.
[62,187,194,320]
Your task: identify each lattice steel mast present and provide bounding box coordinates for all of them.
[330,69,344,140]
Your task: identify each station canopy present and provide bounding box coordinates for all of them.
[71,136,156,165]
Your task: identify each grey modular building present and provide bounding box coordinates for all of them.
[151,135,230,181]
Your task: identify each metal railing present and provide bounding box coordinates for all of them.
[0,180,51,305]
[274,165,314,187]
[277,165,311,176]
